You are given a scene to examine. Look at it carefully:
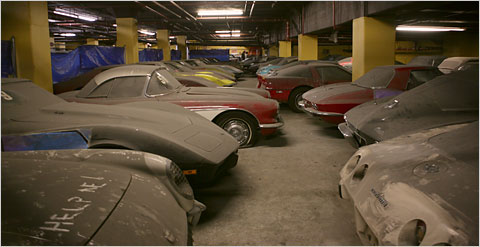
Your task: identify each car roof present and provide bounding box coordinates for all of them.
[92,65,161,85]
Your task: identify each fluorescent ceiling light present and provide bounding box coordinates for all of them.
[139,30,155,35]
[113,24,117,27]
[215,30,241,33]
[60,33,76,37]
[54,8,97,22]
[218,34,241,37]
[198,9,243,16]
[396,25,465,32]
[48,19,60,23]
[169,36,175,39]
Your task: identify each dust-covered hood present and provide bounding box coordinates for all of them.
[344,68,479,142]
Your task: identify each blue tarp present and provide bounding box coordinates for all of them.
[2,40,14,78]
[189,49,229,61]
[139,48,163,62]
[171,50,181,60]
[51,45,125,83]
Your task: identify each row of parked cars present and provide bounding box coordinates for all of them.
[2,54,478,245]
[1,59,283,245]
[249,55,478,245]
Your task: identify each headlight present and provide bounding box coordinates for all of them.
[167,162,194,200]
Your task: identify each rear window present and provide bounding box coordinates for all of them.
[276,65,312,78]
[108,76,146,98]
[354,67,395,88]
[317,67,352,82]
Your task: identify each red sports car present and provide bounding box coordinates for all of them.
[59,65,283,147]
[301,65,442,124]
[257,62,352,112]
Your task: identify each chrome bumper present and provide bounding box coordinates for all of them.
[298,100,344,117]
[259,115,284,129]
[338,122,359,148]
[187,200,206,227]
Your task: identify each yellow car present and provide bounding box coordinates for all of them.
[175,72,236,87]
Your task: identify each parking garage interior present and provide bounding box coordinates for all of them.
[1,1,479,246]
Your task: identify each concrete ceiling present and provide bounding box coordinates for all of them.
[47,1,479,47]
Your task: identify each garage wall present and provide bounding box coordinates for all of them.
[443,32,479,57]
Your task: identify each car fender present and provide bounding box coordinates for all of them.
[186,106,260,126]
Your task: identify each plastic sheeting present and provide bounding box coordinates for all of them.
[139,48,163,62]
[189,49,229,61]
[171,50,181,60]
[2,40,14,78]
[51,45,125,84]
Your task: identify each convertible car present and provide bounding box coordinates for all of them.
[338,121,478,246]
[338,67,478,147]
[59,65,283,147]
[256,56,298,77]
[301,65,442,124]
[2,78,239,184]
[164,61,235,82]
[182,59,243,79]
[258,62,352,112]
[2,149,206,245]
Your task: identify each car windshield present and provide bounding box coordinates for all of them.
[146,69,183,95]
[353,67,395,88]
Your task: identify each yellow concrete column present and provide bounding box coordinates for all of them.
[292,45,298,57]
[352,17,395,80]
[1,1,53,92]
[176,35,187,59]
[157,29,171,61]
[298,34,318,60]
[116,17,139,64]
[279,41,292,57]
[86,38,99,45]
[269,45,279,57]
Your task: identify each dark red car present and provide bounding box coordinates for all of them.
[301,65,442,124]
[258,62,352,112]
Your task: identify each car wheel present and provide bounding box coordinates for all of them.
[288,87,310,113]
[214,111,258,148]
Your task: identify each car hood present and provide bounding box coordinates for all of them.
[1,150,132,245]
[340,122,478,245]
[302,82,368,104]
[344,69,478,142]
[3,100,193,135]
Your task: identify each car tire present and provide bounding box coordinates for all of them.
[288,87,310,113]
[214,111,258,148]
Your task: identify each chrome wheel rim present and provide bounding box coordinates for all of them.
[223,119,251,146]
[295,93,304,111]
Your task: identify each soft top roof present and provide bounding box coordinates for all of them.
[92,65,164,85]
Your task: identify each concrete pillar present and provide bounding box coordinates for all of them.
[269,45,279,57]
[116,17,139,64]
[157,29,171,61]
[86,38,99,45]
[352,17,395,80]
[279,41,292,57]
[1,1,53,92]
[176,35,187,59]
[292,45,298,57]
[298,34,318,60]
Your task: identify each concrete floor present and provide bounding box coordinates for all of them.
[192,76,362,246]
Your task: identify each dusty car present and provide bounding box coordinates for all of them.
[184,59,243,78]
[2,148,206,245]
[256,56,298,76]
[165,60,235,82]
[176,59,240,80]
[58,65,283,147]
[258,62,352,112]
[338,121,478,246]
[437,56,478,74]
[301,65,442,124]
[407,55,447,67]
[338,67,478,148]
[2,78,239,183]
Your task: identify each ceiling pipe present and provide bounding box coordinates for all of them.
[333,1,336,30]
[170,1,203,26]
[244,1,248,13]
[152,1,181,18]
[249,1,256,17]
[286,20,290,40]
[135,1,168,19]
[302,4,305,34]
